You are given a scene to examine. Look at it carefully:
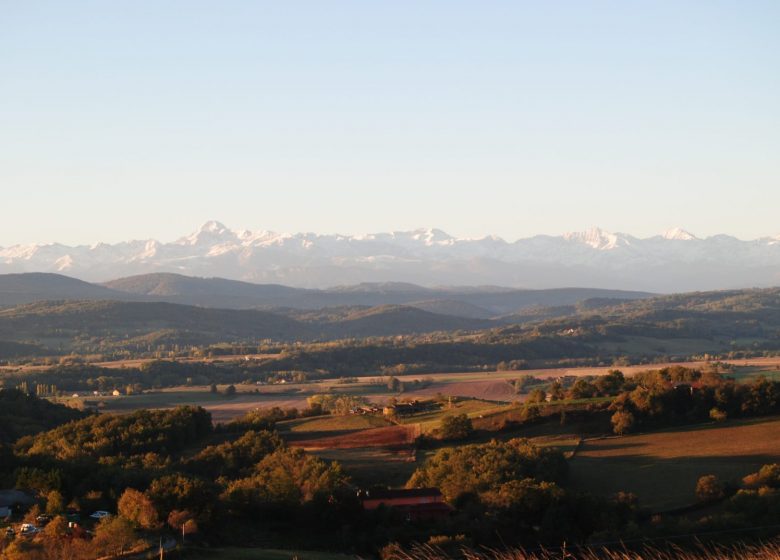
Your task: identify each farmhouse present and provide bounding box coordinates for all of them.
[383,400,438,417]
[0,489,36,517]
[360,488,451,520]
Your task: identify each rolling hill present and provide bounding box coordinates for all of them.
[0,299,496,355]
[102,273,651,314]
[0,273,132,306]
[0,272,652,314]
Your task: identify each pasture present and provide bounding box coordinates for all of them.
[569,416,780,511]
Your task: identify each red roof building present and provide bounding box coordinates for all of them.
[361,488,452,520]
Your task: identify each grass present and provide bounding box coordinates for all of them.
[277,414,390,434]
[569,416,780,511]
[471,398,610,432]
[183,547,352,560]
[311,446,418,488]
[397,399,509,433]
[729,367,780,383]
[382,541,780,560]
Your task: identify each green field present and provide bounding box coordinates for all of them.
[278,414,391,434]
[729,367,780,383]
[569,416,780,511]
[397,399,509,433]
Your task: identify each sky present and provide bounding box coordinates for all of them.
[1,1,779,246]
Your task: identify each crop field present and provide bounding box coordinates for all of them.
[288,424,418,450]
[76,386,311,423]
[569,416,780,511]
[281,414,420,487]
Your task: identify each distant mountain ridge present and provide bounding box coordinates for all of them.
[3,222,780,291]
[0,272,650,316]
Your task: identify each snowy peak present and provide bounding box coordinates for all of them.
[410,228,455,246]
[3,222,780,292]
[179,221,237,246]
[563,228,629,250]
[662,227,698,241]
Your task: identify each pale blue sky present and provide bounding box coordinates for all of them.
[1,1,779,245]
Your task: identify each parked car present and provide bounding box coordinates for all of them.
[19,524,40,535]
[4,527,14,538]
[89,511,111,520]
[35,514,51,525]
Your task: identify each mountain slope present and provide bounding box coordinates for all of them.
[0,272,653,314]
[0,273,133,306]
[2,222,780,291]
[0,300,313,350]
[325,305,496,337]
[0,300,493,354]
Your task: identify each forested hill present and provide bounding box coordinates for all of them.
[0,287,779,361]
[0,388,87,444]
[1,272,651,313]
[0,300,496,354]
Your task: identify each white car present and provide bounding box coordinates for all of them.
[19,524,40,535]
[89,511,111,520]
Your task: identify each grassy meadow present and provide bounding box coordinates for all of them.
[569,416,780,511]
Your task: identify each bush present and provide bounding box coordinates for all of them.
[696,474,725,503]
[710,408,728,422]
[439,414,474,441]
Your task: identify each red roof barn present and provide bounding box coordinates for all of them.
[361,488,452,520]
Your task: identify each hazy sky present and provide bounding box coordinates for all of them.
[1,1,779,246]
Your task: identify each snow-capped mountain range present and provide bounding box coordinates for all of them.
[2,221,780,292]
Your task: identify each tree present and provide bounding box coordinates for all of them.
[22,504,41,524]
[223,448,345,508]
[696,474,725,503]
[387,376,401,392]
[526,389,547,404]
[168,509,197,541]
[118,488,161,530]
[611,410,635,435]
[549,381,565,401]
[408,438,567,502]
[224,384,237,397]
[439,414,474,441]
[45,490,64,515]
[147,474,215,521]
[92,516,138,557]
[42,515,69,539]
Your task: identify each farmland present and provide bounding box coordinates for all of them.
[569,416,780,511]
[49,356,780,425]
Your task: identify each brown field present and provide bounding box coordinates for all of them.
[289,424,418,450]
[398,380,518,402]
[92,386,311,423]
[388,357,780,387]
[311,446,418,488]
[569,416,780,511]
[91,354,280,369]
